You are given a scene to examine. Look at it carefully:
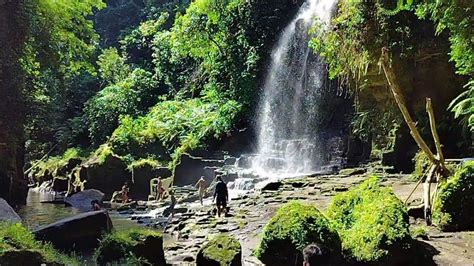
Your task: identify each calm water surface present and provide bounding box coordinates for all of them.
[17,189,141,231]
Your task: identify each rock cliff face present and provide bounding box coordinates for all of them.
[0,0,28,205]
[351,17,468,172]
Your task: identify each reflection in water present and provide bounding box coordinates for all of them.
[17,189,140,231]
[16,189,174,261]
[16,189,80,230]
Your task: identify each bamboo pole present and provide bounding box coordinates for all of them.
[426,98,449,175]
[404,175,424,204]
[380,48,438,165]
[423,164,437,225]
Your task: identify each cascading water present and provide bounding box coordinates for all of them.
[249,0,338,177]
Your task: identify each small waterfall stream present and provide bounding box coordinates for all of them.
[249,0,338,177]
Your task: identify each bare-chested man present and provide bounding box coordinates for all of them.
[195,176,207,205]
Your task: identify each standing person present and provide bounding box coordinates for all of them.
[168,189,177,218]
[213,176,228,217]
[121,182,130,203]
[195,176,207,205]
[157,176,165,201]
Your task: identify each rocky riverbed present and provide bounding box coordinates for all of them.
[113,162,474,265]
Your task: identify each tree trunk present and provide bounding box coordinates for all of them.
[0,0,28,205]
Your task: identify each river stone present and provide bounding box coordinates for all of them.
[0,250,44,266]
[130,165,171,200]
[0,197,21,222]
[80,154,131,198]
[174,154,224,186]
[224,157,237,165]
[65,189,104,211]
[34,209,113,250]
[96,230,166,265]
[196,234,242,266]
[339,168,366,176]
[261,181,282,191]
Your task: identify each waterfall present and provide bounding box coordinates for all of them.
[250,0,338,177]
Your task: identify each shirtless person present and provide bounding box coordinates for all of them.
[121,182,130,203]
[157,176,165,201]
[195,176,207,205]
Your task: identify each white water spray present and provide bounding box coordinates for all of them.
[249,0,338,177]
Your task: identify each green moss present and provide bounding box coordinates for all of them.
[434,161,474,231]
[127,157,162,170]
[256,201,341,265]
[95,228,164,264]
[412,150,430,180]
[30,147,88,182]
[410,225,428,239]
[326,176,410,262]
[0,223,79,265]
[92,144,116,165]
[198,234,241,266]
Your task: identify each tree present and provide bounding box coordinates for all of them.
[0,0,29,204]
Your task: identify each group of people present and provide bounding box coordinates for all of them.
[195,175,228,217]
[100,174,229,218]
[90,176,330,265]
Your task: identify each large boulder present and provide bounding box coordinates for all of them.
[326,176,410,263]
[256,201,341,266]
[34,209,113,250]
[79,153,131,198]
[197,234,242,266]
[130,163,172,200]
[0,197,21,222]
[65,189,105,211]
[0,223,77,265]
[174,154,224,186]
[95,228,166,265]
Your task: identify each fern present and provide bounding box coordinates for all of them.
[449,80,474,132]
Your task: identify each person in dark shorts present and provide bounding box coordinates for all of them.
[303,243,331,266]
[213,176,228,217]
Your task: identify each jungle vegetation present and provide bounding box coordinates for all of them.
[0,0,472,203]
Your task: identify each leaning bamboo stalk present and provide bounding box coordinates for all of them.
[431,173,441,208]
[405,164,432,204]
[380,48,438,165]
[426,98,449,175]
[423,164,437,225]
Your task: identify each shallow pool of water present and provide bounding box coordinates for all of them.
[17,190,141,231]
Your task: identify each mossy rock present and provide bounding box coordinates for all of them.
[256,201,341,266]
[326,176,410,263]
[196,234,241,266]
[0,222,77,265]
[434,161,474,231]
[95,228,166,265]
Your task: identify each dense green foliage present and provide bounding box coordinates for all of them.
[95,228,164,264]
[197,234,241,266]
[28,148,88,183]
[311,0,474,132]
[0,223,78,265]
[22,0,105,157]
[416,1,474,131]
[434,161,474,231]
[412,150,430,179]
[256,201,341,265]
[20,0,300,174]
[326,177,410,262]
[76,0,296,168]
